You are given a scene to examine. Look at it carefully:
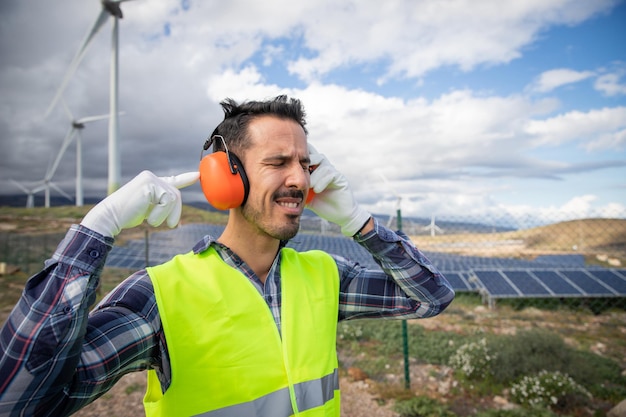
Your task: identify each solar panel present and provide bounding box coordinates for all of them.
[533,254,586,267]
[614,269,626,279]
[472,270,519,297]
[559,270,617,296]
[587,270,626,293]
[530,270,581,296]
[471,268,626,300]
[441,272,473,292]
[502,270,551,296]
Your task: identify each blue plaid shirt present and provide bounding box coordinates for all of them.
[0,218,454,416]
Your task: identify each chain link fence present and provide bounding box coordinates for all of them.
[0,214,626,307]
[0,231,68,276]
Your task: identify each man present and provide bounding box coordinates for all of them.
[0,95,454,416]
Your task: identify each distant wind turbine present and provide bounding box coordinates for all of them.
[423,214,443,237]
[45,0,136,195]
[11,180,44,209]
[56,101,111,206]
[10,179,71,209]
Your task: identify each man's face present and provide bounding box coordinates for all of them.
[239,115,310,241]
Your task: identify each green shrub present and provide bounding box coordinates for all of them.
[488,329,571,383]
[510,370,591,410]
[449,338,494,380]
[567,349,626,401]
[409,326,463,365]
[393,396,456,417]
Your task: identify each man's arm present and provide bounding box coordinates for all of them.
[0,171,198,416]
[0,226,109,415]
[337,217,455,320]
[0,226,163,416]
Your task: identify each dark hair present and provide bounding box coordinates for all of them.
[211,95,307,155]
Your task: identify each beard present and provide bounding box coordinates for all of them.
[241,190,303,241]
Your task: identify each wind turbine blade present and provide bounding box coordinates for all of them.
[45,127,77,181]
[76,113,111,124]
[10,179,29,194]
[32,183,47,194]
[50,182,73,202]
[61,98,74,122]
[44,9,110,117]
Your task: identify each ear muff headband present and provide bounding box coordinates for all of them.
[199,135,250,210]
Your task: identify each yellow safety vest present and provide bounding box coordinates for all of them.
[144,246,341,416]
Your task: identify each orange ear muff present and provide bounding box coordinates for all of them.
[199,151,249,210]
[305,189,316,204]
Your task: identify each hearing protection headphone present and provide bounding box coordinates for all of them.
[198,135,250,210]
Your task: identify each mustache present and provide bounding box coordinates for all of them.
[274,189,305,200]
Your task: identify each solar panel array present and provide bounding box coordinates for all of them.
[106,224,626,302]
[472,268,626,299]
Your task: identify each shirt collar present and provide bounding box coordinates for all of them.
[192,234,289,255]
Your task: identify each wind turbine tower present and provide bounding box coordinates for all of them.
[45,0,135,195]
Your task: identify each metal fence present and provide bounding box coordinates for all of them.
[0,231,67,276]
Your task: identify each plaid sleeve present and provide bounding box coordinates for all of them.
[337,218,455,320]
[0,225,160,417]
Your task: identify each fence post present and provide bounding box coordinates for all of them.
[397,208,411,389]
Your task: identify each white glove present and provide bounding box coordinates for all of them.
[81,170,199,237]
[307,145,371,237]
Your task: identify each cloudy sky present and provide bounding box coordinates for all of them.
[1,0,625,227]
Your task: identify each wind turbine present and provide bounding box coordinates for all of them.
[45,0,136,195]
[423,214,443,237]
[57,101,111,206]
[11,180,44,209]
[10,179,71,209]
[34,150,72,208]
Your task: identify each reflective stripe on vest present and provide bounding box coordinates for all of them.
[193,369,339,417]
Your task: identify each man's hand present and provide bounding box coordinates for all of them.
[81,170,199,237]
[307,145,371,237]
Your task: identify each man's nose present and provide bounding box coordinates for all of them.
[286,163,309,190]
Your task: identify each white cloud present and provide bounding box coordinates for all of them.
[594,71,626,96]
[528,68,596,93]
[525,107,626,149]
[283,0,617,82]
[584,128,626,151]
